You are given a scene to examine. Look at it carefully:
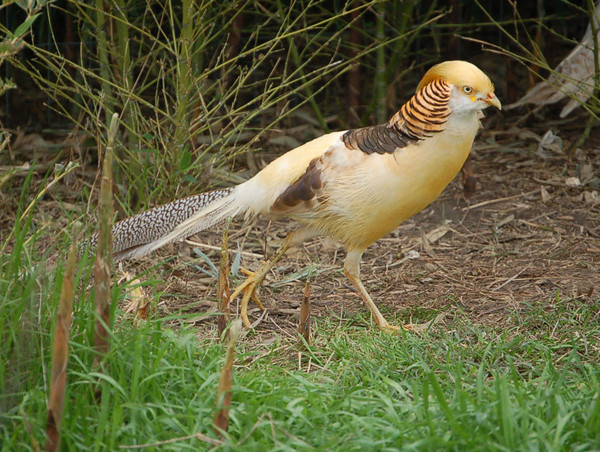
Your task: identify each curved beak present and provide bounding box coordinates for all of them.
[483,92,501,110]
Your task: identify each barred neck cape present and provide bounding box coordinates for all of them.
[342,79,452,155]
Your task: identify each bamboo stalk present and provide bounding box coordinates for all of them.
[93,113,119,393]
[573,0,600,152]
[374,3,386,124]
[297,279,311,348]
[94,0,114,120]
[213,319,242,436]
[45,229,78,451]
[113,0,136,148]
[347,5,362,127]
[217,218,232,340]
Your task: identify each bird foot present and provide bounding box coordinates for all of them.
[404,313,447,333]
[379,324,403,334]
[400,323,424,332]
[391,313,448,333]
[378,322,435,334]
[230,267,268,329]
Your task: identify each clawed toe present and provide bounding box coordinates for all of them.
[379,324,402,334]
[230,269,269,328]
[378,323,430,334]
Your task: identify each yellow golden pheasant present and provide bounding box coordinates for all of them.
[96,60,501,330]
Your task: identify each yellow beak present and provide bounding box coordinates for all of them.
[483,92,502,110]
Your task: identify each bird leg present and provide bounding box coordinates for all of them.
[343,250,400,332]
[231,228,318,328]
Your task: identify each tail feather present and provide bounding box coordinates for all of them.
[115,187,245,261]
[88,187,245,262]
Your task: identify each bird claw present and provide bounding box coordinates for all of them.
[378,323,428,334]
[403,313,447,333]
[378,323,403,334]
[400,323,423,332]
[230,268,267,329]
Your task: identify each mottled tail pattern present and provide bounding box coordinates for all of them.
[87,188,235,261]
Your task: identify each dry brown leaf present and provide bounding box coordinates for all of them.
[540,186,551,202]
[426,224,451,244]
[497,215,514,228]
[580,164,595,184]
[584,190,599,204]
[536,129,563,158]
[421,230,436,258]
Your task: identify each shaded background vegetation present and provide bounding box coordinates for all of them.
[0,0,594,214]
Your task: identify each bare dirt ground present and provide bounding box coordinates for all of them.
[4,108,600,339]
[110,110,600,339]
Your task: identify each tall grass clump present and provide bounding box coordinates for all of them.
[8,0,442,218]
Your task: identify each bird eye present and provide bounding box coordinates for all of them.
[463,86,472,94]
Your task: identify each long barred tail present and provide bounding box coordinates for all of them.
[88,187,243,262]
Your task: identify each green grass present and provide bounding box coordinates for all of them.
[1,179,599,451]
[2,230,600,451]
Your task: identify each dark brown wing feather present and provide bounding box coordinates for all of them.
[272,157,323,212]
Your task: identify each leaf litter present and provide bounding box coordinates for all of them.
[5,111,600,344]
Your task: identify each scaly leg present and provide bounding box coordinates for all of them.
[231,228,318,328]
[343,250,401,332]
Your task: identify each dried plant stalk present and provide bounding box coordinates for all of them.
[298,279,311,347]
[213,319,242,436]
[45,231,78,451]
[93,113,119,379]
[347,6,362,127]
[217,218,232,340]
